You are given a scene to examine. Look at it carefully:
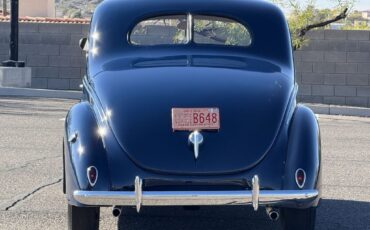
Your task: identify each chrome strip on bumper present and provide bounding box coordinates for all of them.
[73,176,319,212]
[73,189,319,206]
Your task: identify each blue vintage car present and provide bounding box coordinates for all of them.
[63,0,321,229]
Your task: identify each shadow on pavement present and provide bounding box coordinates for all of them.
[117,199,370,230]
[316,199,370,230]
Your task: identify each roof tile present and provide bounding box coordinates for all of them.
[0,15,89,24]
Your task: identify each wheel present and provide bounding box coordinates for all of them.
[68,204,100,230]
[282,207,316,230]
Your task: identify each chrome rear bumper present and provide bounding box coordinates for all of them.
[73,176,319,212]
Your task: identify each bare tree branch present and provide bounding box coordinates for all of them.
[293,7,348,50]
[195,29,227,44]
[297,8,348,37]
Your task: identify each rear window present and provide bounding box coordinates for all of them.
[193,15,251,47]
[130,15,188,45]
[129,14,251,47]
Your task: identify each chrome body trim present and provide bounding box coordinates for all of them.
[187,14,193,43]
[73,189,319,207]
[73,176,318,210]
[87,166,98,187]
[188,130,204,160]
[135,176,143,212]
[252,175,259,211]
[295,168,306,189]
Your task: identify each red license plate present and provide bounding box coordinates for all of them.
[172,108,220,131]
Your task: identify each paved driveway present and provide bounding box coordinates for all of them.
[0,97,369,229]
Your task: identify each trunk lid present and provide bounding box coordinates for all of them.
[93,63,292,174]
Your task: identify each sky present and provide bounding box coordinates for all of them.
[353,0,368,10]
[311,0,369,10]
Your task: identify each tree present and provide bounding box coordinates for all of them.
[271,0,355,49]
[342,10,370,30]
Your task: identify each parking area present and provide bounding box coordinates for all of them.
[0,97,369,230]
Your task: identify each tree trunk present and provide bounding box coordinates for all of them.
[2,0,6,16]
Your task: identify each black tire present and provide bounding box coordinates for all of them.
[282,207,316,230]
[68,204,100,230]
[62,139,66,194]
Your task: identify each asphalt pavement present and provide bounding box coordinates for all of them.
[0,97,369,230]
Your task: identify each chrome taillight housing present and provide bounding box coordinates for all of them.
[295,168,306,189]
[87,166,98,187]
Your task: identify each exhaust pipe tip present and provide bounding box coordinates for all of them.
[266,207,280,221]
[268,210,279,221]
[112,206,121,217]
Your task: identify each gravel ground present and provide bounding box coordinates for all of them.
[0,97,369,230]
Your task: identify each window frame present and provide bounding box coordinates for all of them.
[128,14,252,48]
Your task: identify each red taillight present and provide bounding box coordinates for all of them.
[87,166,98,187]
[295,168,306,189]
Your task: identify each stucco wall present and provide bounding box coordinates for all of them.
[0,22,369,107]
[20,0,55,17]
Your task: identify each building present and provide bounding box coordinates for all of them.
[19,0,55,18]
[361,10,370,20]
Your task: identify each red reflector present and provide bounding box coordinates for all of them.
[87,166,98,187]
[295,168,306,189]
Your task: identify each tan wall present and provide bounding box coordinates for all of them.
[19,0,55,17]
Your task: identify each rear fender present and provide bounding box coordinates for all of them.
[283,105,321,199]
[64,102,111,205]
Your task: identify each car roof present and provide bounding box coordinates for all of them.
[88,0,293,77]
[103,0,268,5]
[98,0,282,20]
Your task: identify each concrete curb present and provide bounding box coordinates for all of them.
[305,103,370,118]
[0,87,82,100]
[1,87,370,118]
